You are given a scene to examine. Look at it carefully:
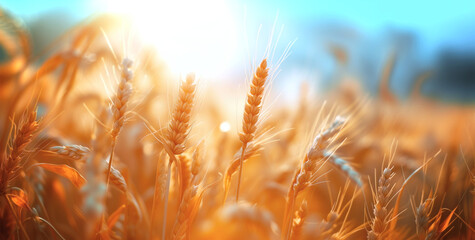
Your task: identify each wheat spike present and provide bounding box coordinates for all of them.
[235,58,269,202]
[368,166,395,240]
[171,184,205,240]
[283,116,346,239]
[49,145,90,160]
[0,109,38,240]
[325,152,362,187]
[166,73,197,155]
[110,58,133,142]
[106,57,133,184]
[160,73,197,240]
[1,110,39,194]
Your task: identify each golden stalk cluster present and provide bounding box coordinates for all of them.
[0,12,474,240]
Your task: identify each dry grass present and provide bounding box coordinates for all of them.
[0,11,474,240]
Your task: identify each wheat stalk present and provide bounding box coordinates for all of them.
[160,73,197,240]
[0,109,38,240]
[223,143,262,203]
[282,116,346,239]
[235,58,269,202]
[150,151,167,237]
[178,154,192,201]
[100,57,133,236]
[368,166,395,240]
[1,110,39,194]
[106,57,133,187]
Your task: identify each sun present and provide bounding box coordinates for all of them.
[101,0,239,78]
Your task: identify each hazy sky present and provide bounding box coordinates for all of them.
[3,0,474,51]
[4,0,474,34]
[2,0,475,101]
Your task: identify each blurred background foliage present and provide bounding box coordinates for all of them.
[2,0,475,102]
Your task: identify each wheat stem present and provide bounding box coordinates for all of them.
[150,156,162,238]
[162,160,172,240]
[105,141,116,190]
[235,143,247,203]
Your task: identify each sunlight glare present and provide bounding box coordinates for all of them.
[102,0,239,78]
[219,121,231,133]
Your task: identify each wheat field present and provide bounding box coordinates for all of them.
[0,10,474,240]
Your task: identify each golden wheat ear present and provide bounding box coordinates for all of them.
[282,116,346,239]
[158,72,197,240]
[106,57,133,187]
[368,166,395,240]
[165,73,197,155]
[110,58,134,142]
[0,109,38,240]
[235,58,269,202]
[49,145,90,160]
[1,109,39,194]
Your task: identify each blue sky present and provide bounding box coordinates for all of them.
[3,0,474,52]
[3,0,475,100]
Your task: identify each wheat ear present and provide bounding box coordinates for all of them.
[49,145,90,160]
[171,182,207,239]
[236,58,269,202]
[415,198,433,239]
[171,143,205,240]
[106,58,133,188]
[1,110,39,194]
[368,166,395,240]
[165,73,197,155]
[282,116,345,239]
[161,73,197,240]
[102,58,133,235]
[1,109,38,240]
[325,152,362,187]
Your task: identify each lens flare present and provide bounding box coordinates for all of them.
[101,0,239,78]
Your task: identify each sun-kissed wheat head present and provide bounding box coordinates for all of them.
[0,6,474,240]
